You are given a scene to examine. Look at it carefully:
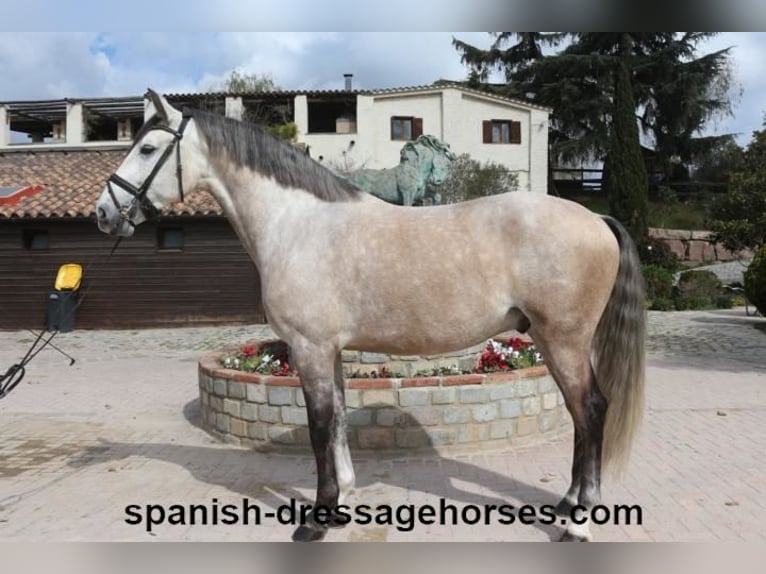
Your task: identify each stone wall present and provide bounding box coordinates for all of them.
[198,352,569,452]
[649,228,753,263]
[339,344,484,378]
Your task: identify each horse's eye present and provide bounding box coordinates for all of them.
[139,143,156,155]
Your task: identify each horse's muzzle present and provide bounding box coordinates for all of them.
[96,200,135,237]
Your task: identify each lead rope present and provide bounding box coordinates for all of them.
[0,236,123,399]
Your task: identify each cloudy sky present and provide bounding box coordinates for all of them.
[1,32,764,145]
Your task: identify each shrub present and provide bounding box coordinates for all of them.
[266,122,298,141]
[715,295,735,309]
[674,270,722,309]
[652,297,675,311]
[744,246,766,315]
[730,294,748,307]
[637,237,680,272]
[439,153,519,204]
[642,265,674,308]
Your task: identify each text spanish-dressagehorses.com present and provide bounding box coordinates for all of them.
[124,498,643,533]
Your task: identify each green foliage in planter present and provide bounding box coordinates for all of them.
[744,246,766,315]
[642,265,674,309]
[674,270,722,309]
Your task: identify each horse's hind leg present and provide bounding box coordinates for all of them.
[530,330,607,542]
[291,347,344,542]
[555,427,583,515]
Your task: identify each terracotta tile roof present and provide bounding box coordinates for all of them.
[0,148,221,219]
[163,83,551,112]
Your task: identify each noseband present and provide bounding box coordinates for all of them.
[106,112,191,227]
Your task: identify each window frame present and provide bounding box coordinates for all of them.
[390,116,423,141]
[482,119,522,144]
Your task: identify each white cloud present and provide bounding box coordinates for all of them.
[0,33,106,99]
[700,32,766,143]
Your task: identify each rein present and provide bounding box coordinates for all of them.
[106,113,191,228]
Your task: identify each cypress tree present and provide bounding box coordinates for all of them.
[605,57,648,240]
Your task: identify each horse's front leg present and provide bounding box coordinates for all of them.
[291,347,347,542]
[332,353,355,507]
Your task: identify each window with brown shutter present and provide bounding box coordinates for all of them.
[509,120,521,144]
[413,117,423,139]
[483,119,521,144]
[391,116,422,141]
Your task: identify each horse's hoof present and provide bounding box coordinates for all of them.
[292,525,328,542]
[554,498,574,516]
[559,531,591,542]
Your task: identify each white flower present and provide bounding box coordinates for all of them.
[534,353,542,363]
[260,354,273,365]
[512,350,520,359]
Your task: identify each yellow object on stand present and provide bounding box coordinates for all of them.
[54,264,82,291]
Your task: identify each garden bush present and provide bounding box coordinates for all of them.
[439,153,519,204]
[651,297,675,311]
[744,246,766,315]
[674,270,722,309]
[715,294,735,309]
[637,237,680,272]
[642,265,674,308]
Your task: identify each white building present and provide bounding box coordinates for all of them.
[0,80,550,193]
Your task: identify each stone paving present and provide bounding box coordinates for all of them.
[0,309,764,541]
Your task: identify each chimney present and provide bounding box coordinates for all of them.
[344,73,353,91]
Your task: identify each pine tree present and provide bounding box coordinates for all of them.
[453,33,734,173]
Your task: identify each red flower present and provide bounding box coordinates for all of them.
[271,362,296,377]
[241,344,258,358]
[509,337,531,351]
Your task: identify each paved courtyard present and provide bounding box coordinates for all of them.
[0,309,764,541]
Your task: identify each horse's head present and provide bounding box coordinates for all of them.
[96,90,202,236]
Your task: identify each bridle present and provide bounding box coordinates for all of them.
[105,111,191,227]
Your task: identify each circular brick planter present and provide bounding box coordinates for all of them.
[197,342,570,451]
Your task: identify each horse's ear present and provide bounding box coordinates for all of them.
[145,89,181,125]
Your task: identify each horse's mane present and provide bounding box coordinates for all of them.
[187,108,360,203]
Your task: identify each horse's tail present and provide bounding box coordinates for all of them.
[592,215,646,473]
